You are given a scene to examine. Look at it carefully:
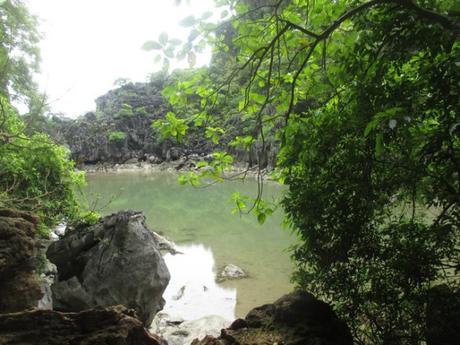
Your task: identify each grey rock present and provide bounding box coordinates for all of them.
[52,222,66,237]
[124,157,139,164]
[37,274,54,310]
[150,312,229,345]
[218,264,247,282]
[47,210,170,326]
[152,231,181,255]
[148,155,161,164]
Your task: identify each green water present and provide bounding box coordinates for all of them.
[84,171,295,319]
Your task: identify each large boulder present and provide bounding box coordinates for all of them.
[0,209,42,313]
[191,291,353,345]
[47,210,170,326]
[0,305,165,345]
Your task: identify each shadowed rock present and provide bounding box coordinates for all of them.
[0,209,42,313]
[47,210,170,326]
[191,291,353,345]
[0,305,165,345]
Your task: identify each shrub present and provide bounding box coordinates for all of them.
[107,131,126,142]
[115,103,134,118]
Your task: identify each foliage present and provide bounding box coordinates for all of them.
[115,103,134,118]
[147,0,460,343]
[152,111,188,143]
[134,106,148,116]
[0,0,40,103]
[0,1,85,233]
[107,130,127,142]
[0,96,85,227]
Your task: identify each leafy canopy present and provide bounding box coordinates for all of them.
[147,0,459,344]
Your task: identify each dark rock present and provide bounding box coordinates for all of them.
[191,291,353,345]
[229,318,247,331]
[0,305,166,345]
[0,209,42,313]
[47,210,170,326]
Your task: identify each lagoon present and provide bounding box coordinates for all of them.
[84,171,295,320]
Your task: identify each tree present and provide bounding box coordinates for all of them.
[0,0,84,231]
[148,0,460,343]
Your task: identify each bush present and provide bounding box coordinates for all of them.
[0,96,84,228]
[115,103,134,118]
[107,131,126,142]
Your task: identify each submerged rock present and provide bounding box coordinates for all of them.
[191,291,353,345]
[0,209,42,313]
[151,312,230,345]
[0,305,165,345]
[47,210,170,326]
[217,264,247,282]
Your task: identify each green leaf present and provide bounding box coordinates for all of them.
[178,175,188,185]
[180,15,196,27]
[375,133,384,156]
[201,11,213,20]
[165,47,175,59]
[257,212,266,224]
[169,38,182,46]
[142,41,162,51]
[159,32,169,45]
[188,30,200,42]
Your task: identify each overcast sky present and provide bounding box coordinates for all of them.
[27,0,216,117]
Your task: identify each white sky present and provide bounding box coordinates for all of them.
[27,0,216,117]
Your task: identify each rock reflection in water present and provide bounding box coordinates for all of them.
[161,243,236,321]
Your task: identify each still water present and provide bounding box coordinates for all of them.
[84,171,295,321]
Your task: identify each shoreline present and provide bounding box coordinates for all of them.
[79,161,276,181]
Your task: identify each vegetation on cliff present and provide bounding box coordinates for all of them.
[147,1,460,344]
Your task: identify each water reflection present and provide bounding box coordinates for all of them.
[162,244,236,321]
[85,172,294,317]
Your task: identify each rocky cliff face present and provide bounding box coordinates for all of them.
[47,79,277,168]
[48,81,213,165]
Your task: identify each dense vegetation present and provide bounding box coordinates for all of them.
[147,0,460,344]
[0,0,83,229]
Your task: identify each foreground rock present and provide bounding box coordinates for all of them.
[0,209,42,313]
[151,313,230,345]
[47,210,170,326]
[191,291,353,345]
[0,305,165,345]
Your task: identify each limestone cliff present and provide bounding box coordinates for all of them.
[48,80,213,165]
